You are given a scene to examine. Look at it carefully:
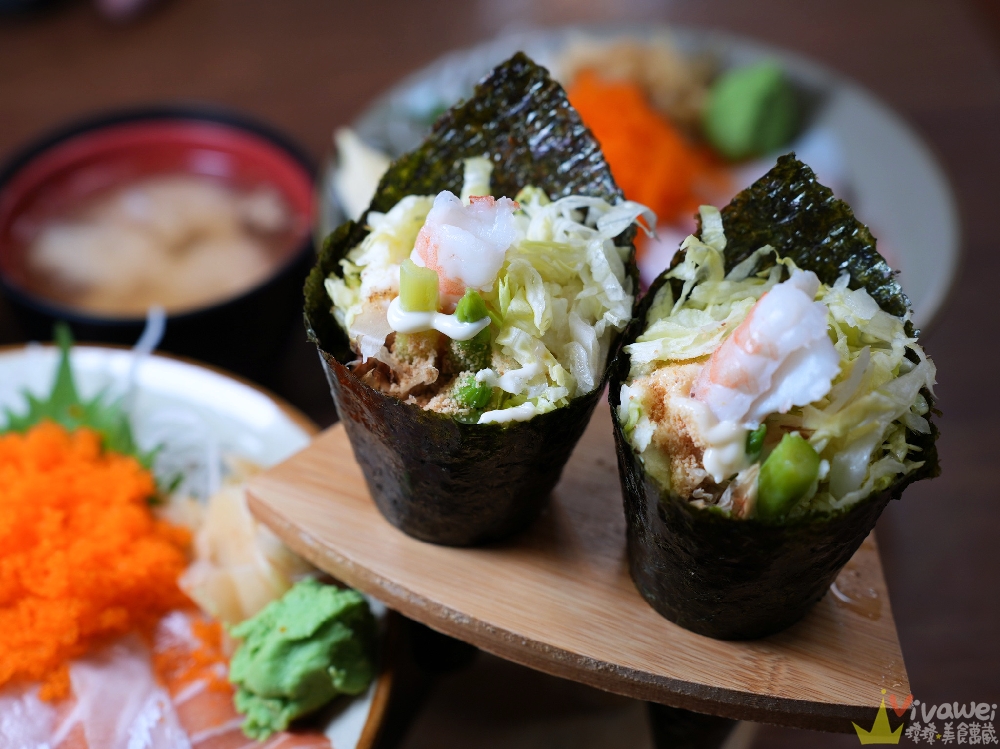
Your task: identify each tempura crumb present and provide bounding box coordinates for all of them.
[633,361,713,499]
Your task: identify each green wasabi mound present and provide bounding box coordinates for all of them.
[704,62,798,161]
[229,579,377,740]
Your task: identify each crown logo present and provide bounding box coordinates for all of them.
[853,690,903,745]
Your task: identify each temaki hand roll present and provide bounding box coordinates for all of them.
[305,53,653,546]
[610,155,939,639]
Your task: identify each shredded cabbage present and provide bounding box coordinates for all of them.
[326,195,434,329]
[460,157,493,203]
[625,208,783,371]
[327,159,654,422]
[622,206,936,515]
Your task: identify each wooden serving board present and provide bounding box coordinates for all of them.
[247,403,908,733]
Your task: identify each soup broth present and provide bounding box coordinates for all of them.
[20,174,300,317]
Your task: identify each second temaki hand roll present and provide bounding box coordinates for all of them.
[305,53,653,546]
[611,155,939,639]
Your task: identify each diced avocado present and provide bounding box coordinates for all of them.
[757,433,819,520]
[746,424,767,460]
[454,374,493,410]
[399,258,439,312]
[455,288,489,323]
[446,327,492,373]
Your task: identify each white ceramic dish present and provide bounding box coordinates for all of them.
[0,344,391,749]
[319,25,959,329]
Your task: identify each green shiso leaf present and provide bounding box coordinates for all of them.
[705,153,910,319]
[2,323,152,468]
[305,51,633,364]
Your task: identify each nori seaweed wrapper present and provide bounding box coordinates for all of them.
[609,155,939,639]
[305,53,636,546]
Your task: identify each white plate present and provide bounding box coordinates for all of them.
[0,344,312,475]
[320,25,959,329]
[0,344,389,749]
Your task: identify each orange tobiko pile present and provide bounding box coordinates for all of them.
[0,421,190,699]
[567,70,726,229]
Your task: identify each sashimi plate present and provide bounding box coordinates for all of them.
[319,24,959,330]
[0,344,393,749]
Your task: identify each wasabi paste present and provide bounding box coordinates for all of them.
[229,578,377,739]
[703,62,797,160]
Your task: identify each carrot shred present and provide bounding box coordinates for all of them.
[567,70,727,232]
[0,421,190,699]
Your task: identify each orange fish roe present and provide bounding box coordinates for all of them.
[567,70,727,230]
[0,421,190,700]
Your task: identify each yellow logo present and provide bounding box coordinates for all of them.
[853,690,904,745]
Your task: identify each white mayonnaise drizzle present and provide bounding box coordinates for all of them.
[684,397,749,483]
[386,296,489,341]
[478,402,537,424]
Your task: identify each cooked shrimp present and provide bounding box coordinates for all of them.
[692,269,840,427]
[411,191,519,307]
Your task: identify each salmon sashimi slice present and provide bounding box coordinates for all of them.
[0,611,336,749]
[154,611,332,749]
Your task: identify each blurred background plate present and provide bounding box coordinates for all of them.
[319,25,959,330]
[0,344,393,749]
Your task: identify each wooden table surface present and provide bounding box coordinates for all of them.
[2,2,998,747]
